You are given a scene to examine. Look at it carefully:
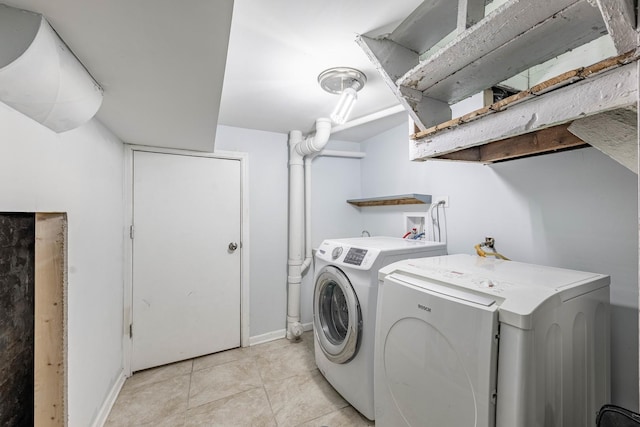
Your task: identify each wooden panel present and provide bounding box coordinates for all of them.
[405,0,606,103]
[435,124,587,163]
[34,213,67,427]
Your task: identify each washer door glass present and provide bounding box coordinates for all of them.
[314,266,362,364]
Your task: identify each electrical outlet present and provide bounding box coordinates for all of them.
[433,195,449,207]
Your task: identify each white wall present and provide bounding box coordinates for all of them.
[0,103,125,426]
[361,123,639,410]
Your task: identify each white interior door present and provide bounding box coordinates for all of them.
[131,151,241,371]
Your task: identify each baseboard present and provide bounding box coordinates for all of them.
[91,370,126,427]
[249,323,315,346]
[249,329,286,346]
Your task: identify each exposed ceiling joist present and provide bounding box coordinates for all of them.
[410,58,638,161]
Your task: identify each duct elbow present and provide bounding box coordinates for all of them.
[296,118,331,156]
[0,5,103,133]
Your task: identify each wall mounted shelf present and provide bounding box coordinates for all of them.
[347,194,432,207]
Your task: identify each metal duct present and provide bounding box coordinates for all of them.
[0,4,102,132]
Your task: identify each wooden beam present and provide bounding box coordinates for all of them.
[434,124,587,163]
[356,34,427,129]
[399,0,578,90]
[34,213,67,427]
[412,51,638,140]
[410,61,638,160]
[457,0,486,31]
[595,0,638,55]
[398,0,606,102]
[421,1,606,103]
[568,108,638,173]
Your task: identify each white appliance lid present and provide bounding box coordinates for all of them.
[379,254,609,329]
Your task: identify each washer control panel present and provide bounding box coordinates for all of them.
[343,248,368,265]
[316,241,380,270]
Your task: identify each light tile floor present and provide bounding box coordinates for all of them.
[105,331,374,426]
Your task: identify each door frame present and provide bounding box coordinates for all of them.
[122,145,250,376]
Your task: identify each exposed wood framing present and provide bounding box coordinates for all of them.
[595,0,638,54]
[34,213,67,427]
[431,124,588,163]
[457,0,486,31]
[568,107,638,173]
[356,35,451,130]
[410,57,638,161]
[356,35,423,128]
[398,0,607,103]
[388,0,457,55]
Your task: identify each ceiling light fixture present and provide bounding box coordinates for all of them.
[318,67,367,125]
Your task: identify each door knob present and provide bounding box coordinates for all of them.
[228,242,238,251]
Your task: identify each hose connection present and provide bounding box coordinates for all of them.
[475,237,510,261]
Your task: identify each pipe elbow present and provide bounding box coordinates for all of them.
[296,118,332,156]
[287,321,304,340]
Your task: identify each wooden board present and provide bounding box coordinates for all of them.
[347,194,432,207]
[434,124,588,163]
[34,213,67,427]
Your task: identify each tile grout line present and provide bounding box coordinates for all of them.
[184,359,194,424]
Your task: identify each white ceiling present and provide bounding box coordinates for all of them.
[2,0,422,149]
[219,0,423,140]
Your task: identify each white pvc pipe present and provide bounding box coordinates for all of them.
[330,104,405,134]
[317,150,366,159]
[287,130,304,340]
[287,118,331,340]
[301,156,313,274]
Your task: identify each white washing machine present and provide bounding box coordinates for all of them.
[375,254,610,427]
[313,236,447,420]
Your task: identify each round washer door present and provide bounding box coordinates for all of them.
[313,265,362,364]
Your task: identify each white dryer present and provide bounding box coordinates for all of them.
[313,236,447,420]
[375,254,610,427]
